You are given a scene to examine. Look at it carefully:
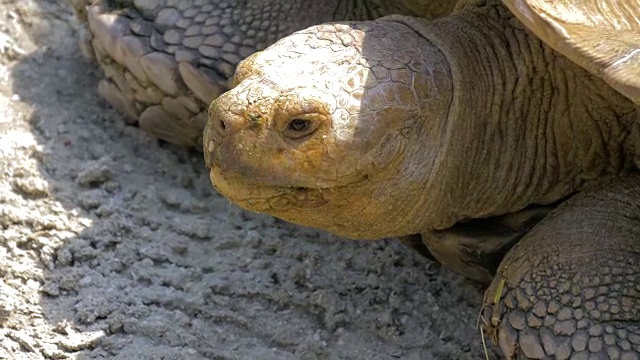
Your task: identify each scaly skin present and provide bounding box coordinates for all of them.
[483,175,640,359]
[71,0,449,146]
[203,1,640,358]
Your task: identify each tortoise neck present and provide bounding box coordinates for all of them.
[390,9,638,232]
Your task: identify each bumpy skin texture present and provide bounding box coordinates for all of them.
[203,0,640,358]
[71,0,424,145]
[483,175,640,359]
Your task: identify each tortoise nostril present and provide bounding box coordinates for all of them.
[213,110,245,135]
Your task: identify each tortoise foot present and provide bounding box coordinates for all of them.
[483,175,640,359]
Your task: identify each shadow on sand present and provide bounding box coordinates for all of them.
[3,0,494,359]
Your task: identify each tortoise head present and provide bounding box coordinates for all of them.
[203,20,453,239]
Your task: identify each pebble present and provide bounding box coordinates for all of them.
[76,158,113,187]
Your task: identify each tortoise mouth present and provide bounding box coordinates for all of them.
[209,166,410,240]
[209,167,330,213]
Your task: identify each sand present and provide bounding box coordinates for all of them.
[0,1,498,359]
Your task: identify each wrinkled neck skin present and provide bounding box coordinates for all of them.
[389,7,639,233]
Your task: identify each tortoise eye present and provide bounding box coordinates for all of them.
[288,119,310,132]
[283,118,319,139]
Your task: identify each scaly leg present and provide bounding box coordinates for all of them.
[483,175,640,359]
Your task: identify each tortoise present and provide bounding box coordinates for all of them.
[75,0,640,358]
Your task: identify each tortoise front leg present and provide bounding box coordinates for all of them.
[483,175,640,359]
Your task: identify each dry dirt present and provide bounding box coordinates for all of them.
[0,1,499,359]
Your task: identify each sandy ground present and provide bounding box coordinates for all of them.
[0,1,499,359]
